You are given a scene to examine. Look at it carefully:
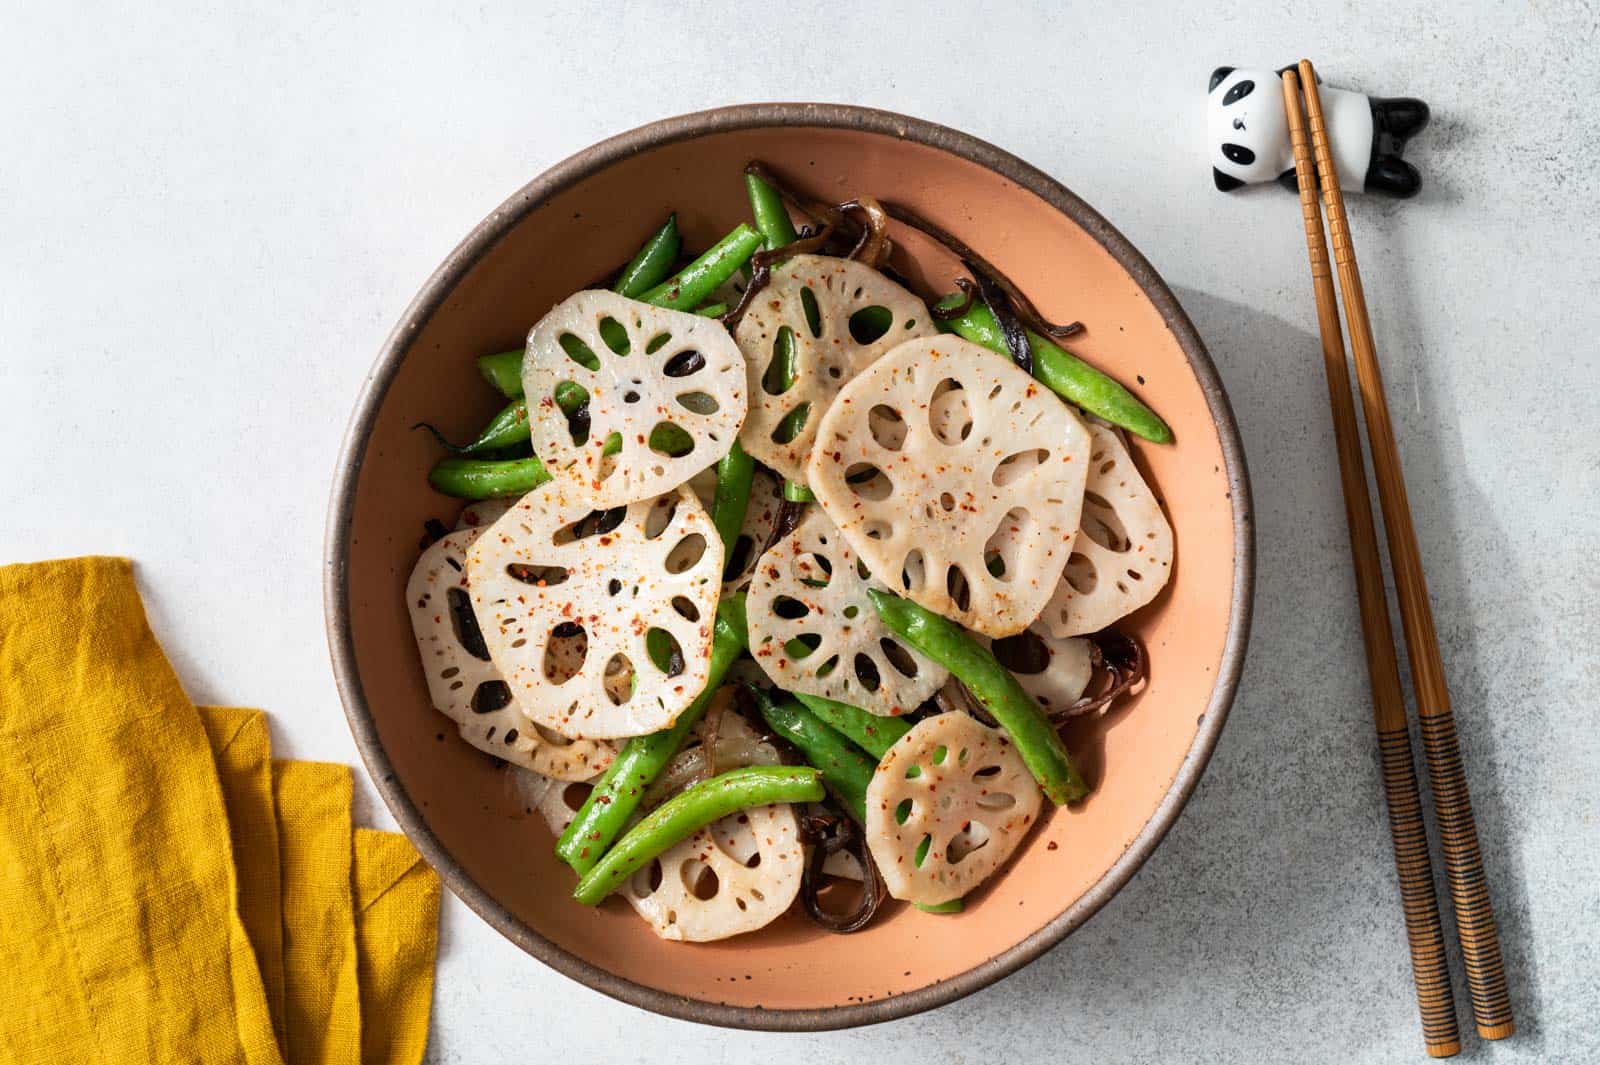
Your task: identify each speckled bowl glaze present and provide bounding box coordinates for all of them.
[325,104,1253,1030]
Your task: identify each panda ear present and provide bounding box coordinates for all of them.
[1213,168,1245,192]
[1209,66,1235,93]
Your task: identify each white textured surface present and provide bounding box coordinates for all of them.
[2,2,1596,1061]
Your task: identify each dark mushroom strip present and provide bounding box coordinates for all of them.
[1059,629,1148,721]
[421,517,450,546]
[799,813,884,934]
[970,265,1033,374]
[879,200,1084,340]
[761,496,806,554]
[697,683,735,782]
[839,196,892,270]
[933,675,994,727]
[718,223,837,330]
[929,277,978,321]
[743,161,858,240]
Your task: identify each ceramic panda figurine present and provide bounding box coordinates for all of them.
[1208,66,1429,198]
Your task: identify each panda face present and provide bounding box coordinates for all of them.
[1208,67,1292,191]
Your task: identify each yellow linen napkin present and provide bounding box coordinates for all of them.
[199,706,288,1046]
[274,761,362,1065]
[0,558,281,1065]
[0,557,441,1065]
[353,829,442,1065]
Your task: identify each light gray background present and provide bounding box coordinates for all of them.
[3,2,1596,1061]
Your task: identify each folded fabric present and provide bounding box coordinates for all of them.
[275,760,362,1065]
[353,829,440,1065]
[0,557,439,1065]
[199,707,288,1046]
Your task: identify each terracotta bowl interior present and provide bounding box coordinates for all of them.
[331,113,1248,1028]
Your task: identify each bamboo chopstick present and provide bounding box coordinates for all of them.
[1293,60,1514,1043]
[1280,68,1461,1059]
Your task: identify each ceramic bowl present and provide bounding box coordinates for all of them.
[325,103,1252,1030]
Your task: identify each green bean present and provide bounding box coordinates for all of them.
[475,443,533,462]
[710,442,755,570]
[572,765,824,905]
[852,304,894,337]
[603,215,685,351]
[866,589,1087,804]
[475,236,747,403]
[781,479,816,503]
[647,423,694,456]
[771,401,810,445]
[555,594,749,875]
[426,380,585,455]
[748,688,876,823]
[916,898,964,914]
[477,349,525,398]
[552,381,588,414]
[761,327,798,397]
[428,380,605,495]
[792,693,910,760]
[427,456,549,499]
[472,214,686,402]
[638,224,763,311]
[645,628,678,674]
[612,214,681,298]
[418,398,529,455]
[937,297,1172,444]
[746,171,800,250]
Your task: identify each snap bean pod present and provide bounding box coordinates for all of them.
[710,442,755,569]
[748,688,875,823]
[612,214,681,298]
[638,224,763,311]
[745,171,800,250]
[938,297,1172,444]
[866,589,1087,804]
[917,898,964,914]
[426,456,549,499]
[792,693,910,760]
[572,766,824,905]
[476,349,525,398]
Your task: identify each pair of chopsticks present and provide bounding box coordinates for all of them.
[1280,61,1513,1058]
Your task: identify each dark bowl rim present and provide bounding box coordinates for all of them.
[324,101,1254,1032]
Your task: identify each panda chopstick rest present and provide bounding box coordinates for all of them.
[1208,66,1429,198]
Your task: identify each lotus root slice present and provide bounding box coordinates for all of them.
[807,335,1091,637]
[866,711,1043,905]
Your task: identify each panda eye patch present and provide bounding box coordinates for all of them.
[1222,79,1256,106]
[1222,143,1256,166]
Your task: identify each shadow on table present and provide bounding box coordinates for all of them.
[872,286,1538,1056]
[1366,212,1545,1055]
